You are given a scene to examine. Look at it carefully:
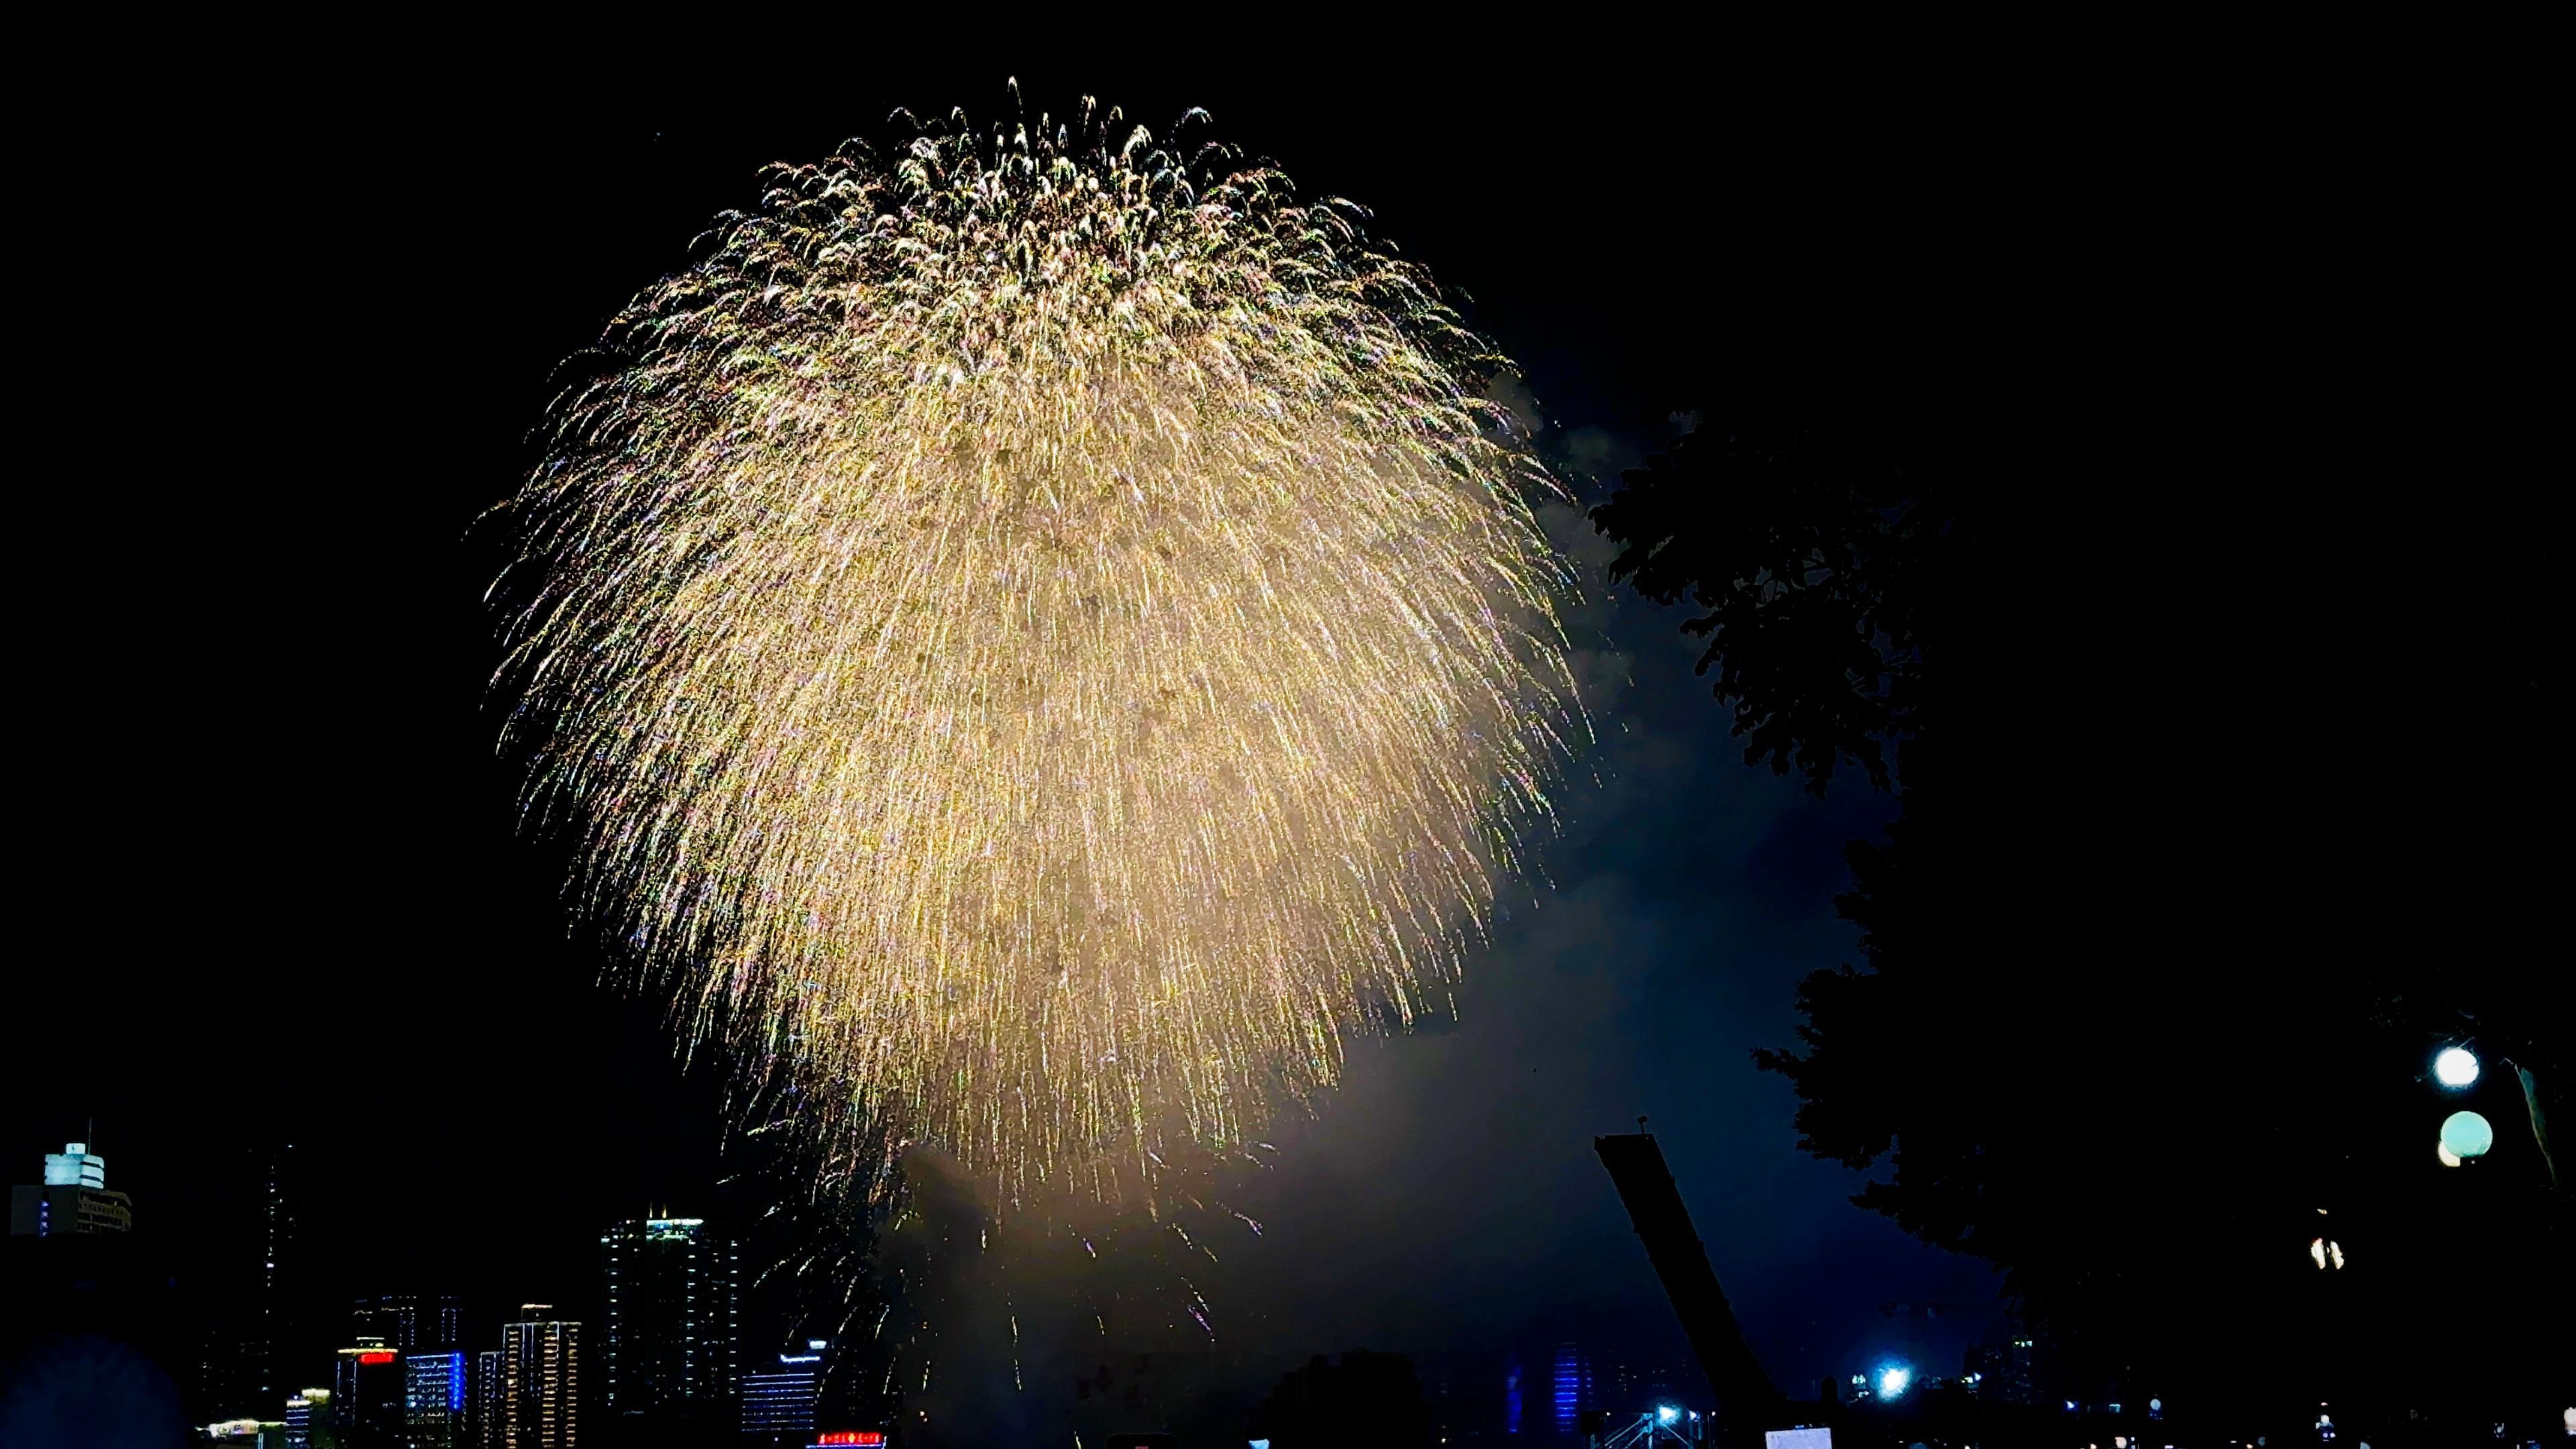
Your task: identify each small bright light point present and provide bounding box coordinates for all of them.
[2434,1047,2479,1088]
[2437,1140,2463,1167]
[2440,1110,2495,1160]
[1879,1365,1913,1399]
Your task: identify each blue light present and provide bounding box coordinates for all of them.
[1658,1405,1680,1424]
[1877,1364,1912,1399]
[1552,1344,1587,1433]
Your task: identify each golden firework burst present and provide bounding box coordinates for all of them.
[494,95,1580,1202]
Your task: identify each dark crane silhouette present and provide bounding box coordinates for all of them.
[1595,1132,1790,1440]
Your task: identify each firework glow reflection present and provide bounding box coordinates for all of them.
[494,94,1580,1204]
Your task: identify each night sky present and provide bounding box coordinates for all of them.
[13,33,2543,1440]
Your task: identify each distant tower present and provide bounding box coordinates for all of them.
[500,1306,580,1449]
[256,1144,296,1403]
[405,1350,468,1449]
[1552,1341,1594,1434]
[353,1292,464,1350]
[9,1140,133,1236]
[335,1337,404,1447]
[198,1142,297,1421]
[354,1294,421,1350]
[740,1340,828,1444]
[599,1216,739,1432]
[283,1387,330,1449]
[472,1349,504,1449]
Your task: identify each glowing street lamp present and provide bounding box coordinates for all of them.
[2434,1047,2479,1089]
[2440,1110,2495,1161]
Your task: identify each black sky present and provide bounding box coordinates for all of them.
[11,27,2546,1436]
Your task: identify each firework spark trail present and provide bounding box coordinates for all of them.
[495,93,1579,1203]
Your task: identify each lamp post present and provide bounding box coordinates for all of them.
[2430,1045,2559,1191]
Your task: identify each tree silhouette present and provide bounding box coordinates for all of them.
[1247,1349,1433,1448]
[1594,404,2565,1420]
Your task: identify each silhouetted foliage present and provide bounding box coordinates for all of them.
[1248,1349,1432,1448]
[1594,404,2566,1421]
[1590,415,1945,796]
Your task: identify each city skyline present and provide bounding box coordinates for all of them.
[1,32,2561,1448]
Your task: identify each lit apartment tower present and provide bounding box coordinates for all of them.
[405,1351,466,1448]
[739,1340,828,1444]
[8,1141,134,1236]
[472,1350,503,1449]
[598,1216,739,1432]
[500,1305,580,1449]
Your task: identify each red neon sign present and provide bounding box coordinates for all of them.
[356,1350,396,1365]
[814,1436,885,1447]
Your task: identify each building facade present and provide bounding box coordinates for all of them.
[500,1305,580,1449]
[254,1144,297,1409]
[740,1341,827,1443]
[471,1350,503,1449]
[8,1141,134,1236]
[404,1351,466,1449]
[336,1339,405,1448]
[197,1142,301,1423]
[283,1387,329,1449]
[1550,1342,1595,1435]
[354,1294,463,1352]
[598,1216,738,1434]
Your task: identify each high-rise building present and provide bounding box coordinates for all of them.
[499,1305,580,1449]
[405,1351,466,1449]
[200,1143,300,1422]
[1605,1360,1675,1411]
[1550,1342,1594,1435]
[353,1295,460,1351]
[256,1145,297,1405]
[355,1297,414,1350]
[283,1387,330,1449]
[599,1216,739,1432]
[1964,1331,2037,1405]
[470,1350,502,1449]
[9,1140,134,1236]
[337,1338,405,1448]
[44,1142,107,1188]
[741,1341,828,1444]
